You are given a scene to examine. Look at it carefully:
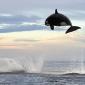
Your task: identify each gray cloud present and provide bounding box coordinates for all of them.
[0,25,44,33]
[0,25,68,33]
[0,15,41,24]
[0,11,82,33]
[0,13,67,33]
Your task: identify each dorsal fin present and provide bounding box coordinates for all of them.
[55,9,58,14]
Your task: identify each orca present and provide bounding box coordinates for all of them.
[45,9,81,34]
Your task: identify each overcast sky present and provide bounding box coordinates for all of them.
[0,0,85,12]
[0,0,84,73]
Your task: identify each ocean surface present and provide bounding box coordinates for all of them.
[0,73,85,85]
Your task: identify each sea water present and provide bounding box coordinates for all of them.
[0,60,85,85]
[0,73,85,85]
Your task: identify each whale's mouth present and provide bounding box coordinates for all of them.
[45,21,50,26]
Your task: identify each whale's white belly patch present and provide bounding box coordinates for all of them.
[60,22,67,26]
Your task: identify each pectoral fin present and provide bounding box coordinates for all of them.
[50,25,54,30]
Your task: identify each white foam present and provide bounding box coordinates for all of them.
[0,58,25,72]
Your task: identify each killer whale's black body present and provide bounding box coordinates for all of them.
[45,9,81,33]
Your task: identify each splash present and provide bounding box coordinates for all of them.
[23,56,44,73]
[80,48,85,74]
[0,58,25,73]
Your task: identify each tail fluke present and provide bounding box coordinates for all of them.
[65,26,81,34]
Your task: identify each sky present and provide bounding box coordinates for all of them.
[0,0,84,73]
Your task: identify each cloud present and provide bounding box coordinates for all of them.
[0,14,42,24]
[14,39,40,42]
[0,25,46,33]
[0,11,83,33]
[0,22,68,33]
[0,15,45,33]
